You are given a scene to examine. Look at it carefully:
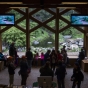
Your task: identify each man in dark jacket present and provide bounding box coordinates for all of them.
[71,62,84,88]
[26,47,33,71]
[20,55,29,85]
[77,48,85,66]
[39,61,54,80]
[55,61,66,88]
[9,42,15,57]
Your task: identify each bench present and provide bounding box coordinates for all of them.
[68,56,77,66]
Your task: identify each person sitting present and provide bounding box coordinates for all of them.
[39,61,54,80]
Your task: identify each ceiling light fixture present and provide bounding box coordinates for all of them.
[62,2,88,4]
[0,2,23,4]
[57,7,76,9]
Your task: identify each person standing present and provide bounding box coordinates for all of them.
[7,56,16,86]
[26,47,33,72]
[44,50,51,64]
[20,55,29,85]
[14,48,19,67]
[40,52,44,66]
[77,48,85,66]
[71,62,84,88]
[55,61,66,88]
[9,42,15,57]
[50,50,57,72]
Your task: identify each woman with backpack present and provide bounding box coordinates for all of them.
[71,62,84,88]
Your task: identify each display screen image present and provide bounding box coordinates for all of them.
[71,14,88,26]
[0,14,15,26]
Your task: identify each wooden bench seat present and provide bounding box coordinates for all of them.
[68,56,77,66]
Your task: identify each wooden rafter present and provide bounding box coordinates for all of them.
[60,16,70,25]
[44,16,55,24]
[29,8,41,16]
[59,25,70,33]
[30,16,55,33]
[60,16,85,33]
[59,9,70,15]
[45,8,56,16]
[29,25,41,33]
[15,25,26,33]
[14,9,26,15]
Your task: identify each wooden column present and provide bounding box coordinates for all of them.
[0,26,2,52]
[82,9,88,57]
[26,8,30,51]
[55,8,59,52]
[84,27,88,57]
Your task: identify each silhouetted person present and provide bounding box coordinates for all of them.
[71,62,84,88]
[77,48,85,66]
[50,50,57,72]
[7,56,16,86]
[39,61,54,80]
[26,47,33,72]
[20,55,29,85]
[44,50,51,64]
[55,61,66,88]
[9,42,15,57]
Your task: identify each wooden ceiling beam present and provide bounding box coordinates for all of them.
[59,24,70,33]
[60,16,70,24]
[45,8,56,16]
[15,25,26,33]
[73,26,86,33]
[29,25,41,33]
[30,16,55,33]
[29,8,41,16]
[14,9,26,15]
[15,16,25,24]
[0,26,13,34]
[43,16,55,24]
[59,9,70,15]
[59,16,86,33]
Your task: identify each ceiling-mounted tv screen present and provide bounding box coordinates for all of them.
[0,14,15,26]
[71,14,88,26]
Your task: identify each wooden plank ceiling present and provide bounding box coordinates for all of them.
[0,0,88,8]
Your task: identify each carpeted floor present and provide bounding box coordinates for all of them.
[0,67,88,88]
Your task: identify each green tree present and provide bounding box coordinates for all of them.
[2,27,26,48]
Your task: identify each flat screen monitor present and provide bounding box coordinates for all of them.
[38,76,52,87]
[71,14,88,26]
[0,14,15,26]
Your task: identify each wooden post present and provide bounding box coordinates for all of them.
[84,27,88,57]
[82,9,88,57]
[26,8,30,51]
[55,8,59,52]
[0,26,2,52]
